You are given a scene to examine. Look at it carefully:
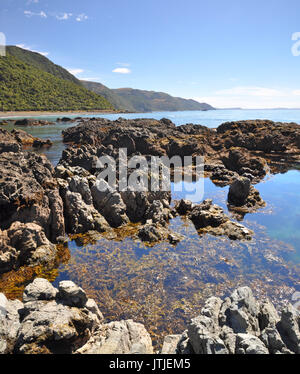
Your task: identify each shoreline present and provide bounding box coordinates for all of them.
[0,109,124,119]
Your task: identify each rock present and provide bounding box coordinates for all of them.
[15,300,95,354]
[58,281,88,308]
[0,294,23,354]
[235,333,268,354]
[0,151,65,243]
[91,181,129,228]
[64,191,109,234]
[14,119,54,127]
[277,304,300,353]
[0,222,57,274]
[226,287,260,335]
[188,200,253,241]
[258,300,280,330]
[260,327,289,354]
[23,278,58,303]
[167,286,300,355]
[228,177,251,205]
[175,199,193,215]
[138,223,163,243]
[77,320,153,354]
[161,335,182,354]
[0,128,21,153]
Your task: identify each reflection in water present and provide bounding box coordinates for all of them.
[51,172,300,347]
[1,115,300,347]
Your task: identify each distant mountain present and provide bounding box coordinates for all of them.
[0,54,113,111]
[82,81,214,112]
[6,46,80,85]
[81,80,135,111]
[2,46,214,112]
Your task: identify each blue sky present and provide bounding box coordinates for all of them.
[2,0,300,108]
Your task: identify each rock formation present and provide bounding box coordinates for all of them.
[162,286,300,354]
[0,278,153,354]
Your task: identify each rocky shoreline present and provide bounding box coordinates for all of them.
[0,117,300,353]
[0,279,299,354]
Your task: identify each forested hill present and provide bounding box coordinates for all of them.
[0,54,114,111]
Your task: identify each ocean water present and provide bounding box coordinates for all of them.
[3,108,300,165]
[1,109,300,346]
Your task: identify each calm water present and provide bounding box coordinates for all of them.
[3,108,300,164]
[1,109,300,346]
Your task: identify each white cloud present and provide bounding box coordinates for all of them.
[56,13,73,21]
[16,43,49,56]
[26,0,39,4]
[215,86,283,97]
[24,10,47,18]
[112,67,131,74]
[76,14,88,22]
[67,68,84,76]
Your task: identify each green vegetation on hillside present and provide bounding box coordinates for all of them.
[7,46,81,85]
[82,80,215,112]
[81,80,135,111]
[113,88,214,112]
[0,54,114,111]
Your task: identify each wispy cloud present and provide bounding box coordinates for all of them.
[16,43,49,56]
[76,13,88,22]
[24,10,47,18]
[23,10,89,22]
[56,13,73,21]
[112,67,131,74]
[67,68,84,76]
[26,0,39,4]
[215,86,283,97]
[116,62,131,67]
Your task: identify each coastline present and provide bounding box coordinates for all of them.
[0,109,123,119]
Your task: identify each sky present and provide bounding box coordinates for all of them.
[2,0,300,108]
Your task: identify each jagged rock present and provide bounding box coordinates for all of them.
[23,278,58,303]
[188,200,253,240]
[163,286,300,355]
[64,191,110,234]
[258,299,280,330]
[226,287,260,334]
[227,178,266,220]
[0,151,64,243]
[161,335,182,354]
[76,320,153,354]
[0,294,22,354]
[1,278,154,355]
[228,177,251,205]
[91,181,129,228]
[0,222,57,274]
[175,199,193,215]
[58,281,88,308]
[277,304,300,353]
[235,333,269,354]
[260,327,290,354]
